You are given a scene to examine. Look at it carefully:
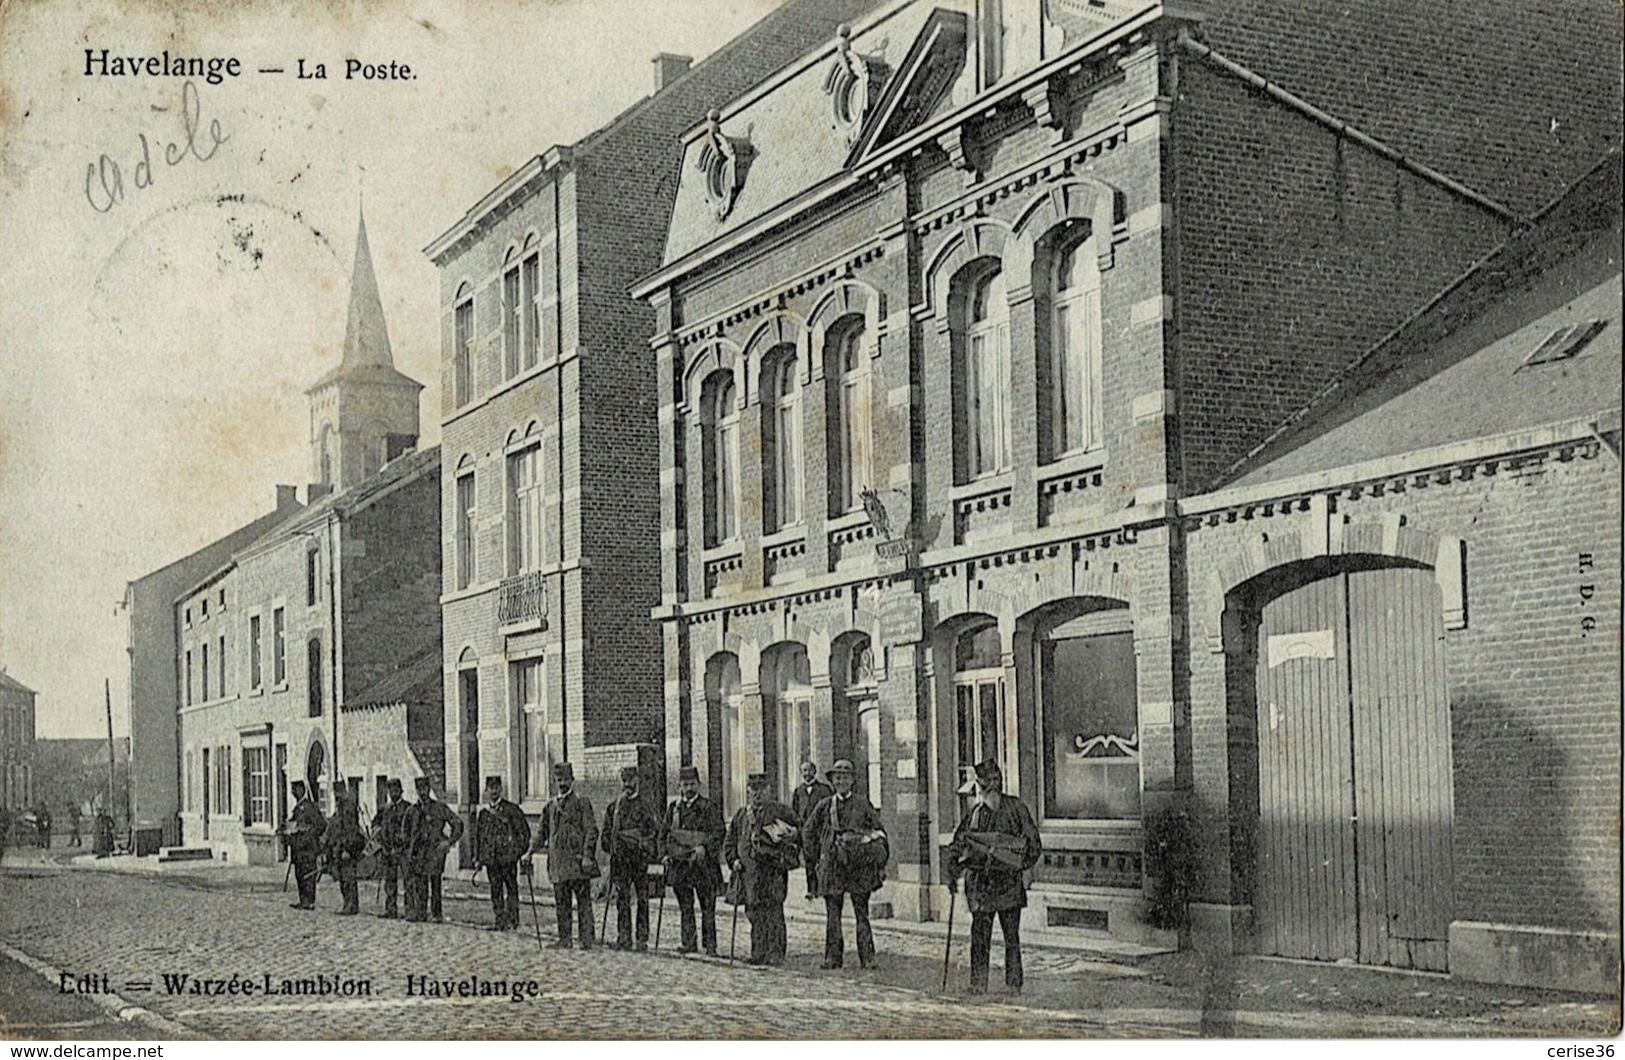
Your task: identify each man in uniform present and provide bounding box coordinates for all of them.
[285,780,327,911]
[322,786,366,915]
[372,779,408,918]
[473,776,531,931]
[789,760,834,898]
[405,776,463,923]
[662,764,723,955]
[946,758,1042,995]
[600,765,659,950]
[802,759,887,970]
[525,762,598,949]
[725,773,800,966]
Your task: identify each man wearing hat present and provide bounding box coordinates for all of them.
[725,773,801,966]
[371,779,409,919]
[789,761,834,897]
[600,765,660,950]
[801,759,887,969]
[473,776,531,931]
[946,758,1042,994]
[404,776,464,923]
[283,780,326,910]
[525,761,599,949]
[322,786,367,916]
[662,764,724,955]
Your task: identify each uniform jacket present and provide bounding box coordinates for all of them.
[473,798,531,867]
[790,779,834,825]
[405,796,464,875]
[946,794,1042,913]
[662,795,724,889]
[801,791,887,898]
[533,789,598,883]
[323,802,366,862]
[724,801,801,908]
[286,796,326,856]
[600,791,660,879]
[372,799,409,854]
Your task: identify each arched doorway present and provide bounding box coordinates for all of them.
[833,633,881,801]
[705,653,745,815]
[1234,557,1454,972]
[952,621,1010,784]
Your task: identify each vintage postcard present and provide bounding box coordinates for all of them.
[0,0,1619,1046]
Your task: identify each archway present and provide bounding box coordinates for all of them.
[704,653,745,814]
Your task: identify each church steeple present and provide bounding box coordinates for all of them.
[307,204,424,493]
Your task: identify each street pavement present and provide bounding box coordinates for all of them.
[0,851,1617,1040]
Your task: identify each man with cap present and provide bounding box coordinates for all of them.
[801,759,887,969]
[946,758,1042,995]
[283,780,326,910]
[662,764,724,955]
[472,776,531,931]
[524,761,599,949]
[371,779,409,918]
[789,761,834,897]
[725,773,801,966]
[322,786,367,915]
[404,776,464,923]
[600,765,660,950]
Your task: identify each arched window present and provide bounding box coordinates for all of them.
[964,269,1011,478]
[953,622,1007,783]
[1045,228,1103,458]
[763,346,802,530]
[317,425,334,487]
[453,285,475,406]
[502,247,522,380]
[702,371,740,546]
[826,319,871,515]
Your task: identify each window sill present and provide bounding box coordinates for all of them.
[700,543,745,564]
[760,524,806,549]
[825,509,870,532]
[1038,447,1109,481]
[271,682,289,694]
[950,472,1015,502]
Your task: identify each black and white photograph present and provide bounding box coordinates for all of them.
[0,0,1619,1046]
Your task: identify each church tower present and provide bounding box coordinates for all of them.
[307,208,423,493]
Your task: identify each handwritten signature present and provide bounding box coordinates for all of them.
[84,80,229,214]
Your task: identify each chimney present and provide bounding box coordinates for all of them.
[652,53,692,92]
[307,483,333,504]
[276,484,299,510]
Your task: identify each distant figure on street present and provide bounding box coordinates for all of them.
[323,787,366,915]
[284,780,327,910]
[473,776,531,932]
[600,765,659,951]
[404,776,463,923]
[725,773,801,966]
[946,758,1042,995]
[662,764,724,955]
[371,779,409,919]
[35,805,51,849]
[67,804,83,847]
[93,811,115,858]
[789,761,834,897]
[802,759,888,970]
[525,762,598,949]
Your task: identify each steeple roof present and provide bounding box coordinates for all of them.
[308,207,422,393]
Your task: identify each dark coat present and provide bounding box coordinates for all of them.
[947,795,1042,913]
[801,791,887,897]
[473,798,531,867]
[662,795,724,889]
[285,796,326,857]
[372,799,410,854]
[405,797,464,875]
[600,791,660,879]
[532,789,598,883]
[790,779,834,825]
[724,801,801,908]
[322,802,366,862]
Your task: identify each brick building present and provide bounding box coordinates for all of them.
[173,213,443,864]
[0,669,37,813]
[422,0,885,834]
[632,0,1619,990]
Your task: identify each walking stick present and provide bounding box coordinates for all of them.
[653,870,666,951]
[941,887,957,993]
[282,858,293,893]
[729,880,740,962]
[600,878,613,942]
[524,864,545,951]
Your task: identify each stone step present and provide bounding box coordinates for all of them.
[155,846,214,863]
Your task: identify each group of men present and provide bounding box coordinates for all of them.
[281,775,464,921]
[0,803,115,859]
[281,754,1041,996]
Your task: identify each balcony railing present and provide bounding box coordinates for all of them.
[497,571,547,627]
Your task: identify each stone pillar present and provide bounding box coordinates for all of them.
[1006,286,1040,532]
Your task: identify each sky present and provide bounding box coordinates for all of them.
[0,0,785,738]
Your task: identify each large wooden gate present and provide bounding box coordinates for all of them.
[1253,564,1453,971]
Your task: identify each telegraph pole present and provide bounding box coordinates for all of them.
[105,679,116,825]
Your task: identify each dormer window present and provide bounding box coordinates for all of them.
[697,109,749,221]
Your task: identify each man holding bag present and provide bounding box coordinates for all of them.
[600,765,660,951]
[801,759,887,970]
[525,761,598,949]
[725,773,801,966]
[473,776,531,931]
[946,758,1042,995]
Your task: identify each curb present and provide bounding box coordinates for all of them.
[0,941,201,1040]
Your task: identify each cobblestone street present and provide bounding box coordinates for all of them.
[1,858,1617,1039]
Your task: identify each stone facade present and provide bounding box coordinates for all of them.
[0,670,37,814]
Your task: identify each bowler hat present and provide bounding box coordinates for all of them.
[973,758,1003,786]
[552,762,574,780]
[386,778,403,792]
[678,764,701,782]
[619,766,641,782]
[746,772,770,789]
[483,776,503,790]
[827,759,856,780]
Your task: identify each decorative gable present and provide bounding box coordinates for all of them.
[846,8,968,166]
[696,109,754,221]
[823,24,890,151]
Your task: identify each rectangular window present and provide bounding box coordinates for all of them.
[249,615,263,689]
[201,642,210,702]
[1042,631,1139,820]
[308,638,324,717]
[540,251,559,361]
[185,649,194,706]
[272,608,287,685]
[521,253,540,370]
[306,549,320,607]
[514,659,548,801]
[838,369,871,513]
[503,266,521,379]
[218,635,227,697]
[506,446,543,575]
[243,746,270,825]
[718,420,738,542]
[184,750,193,812]
[454,297,475,406]
[456,473,476,589]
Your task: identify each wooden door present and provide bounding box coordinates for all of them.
[1254,565,1453,971]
